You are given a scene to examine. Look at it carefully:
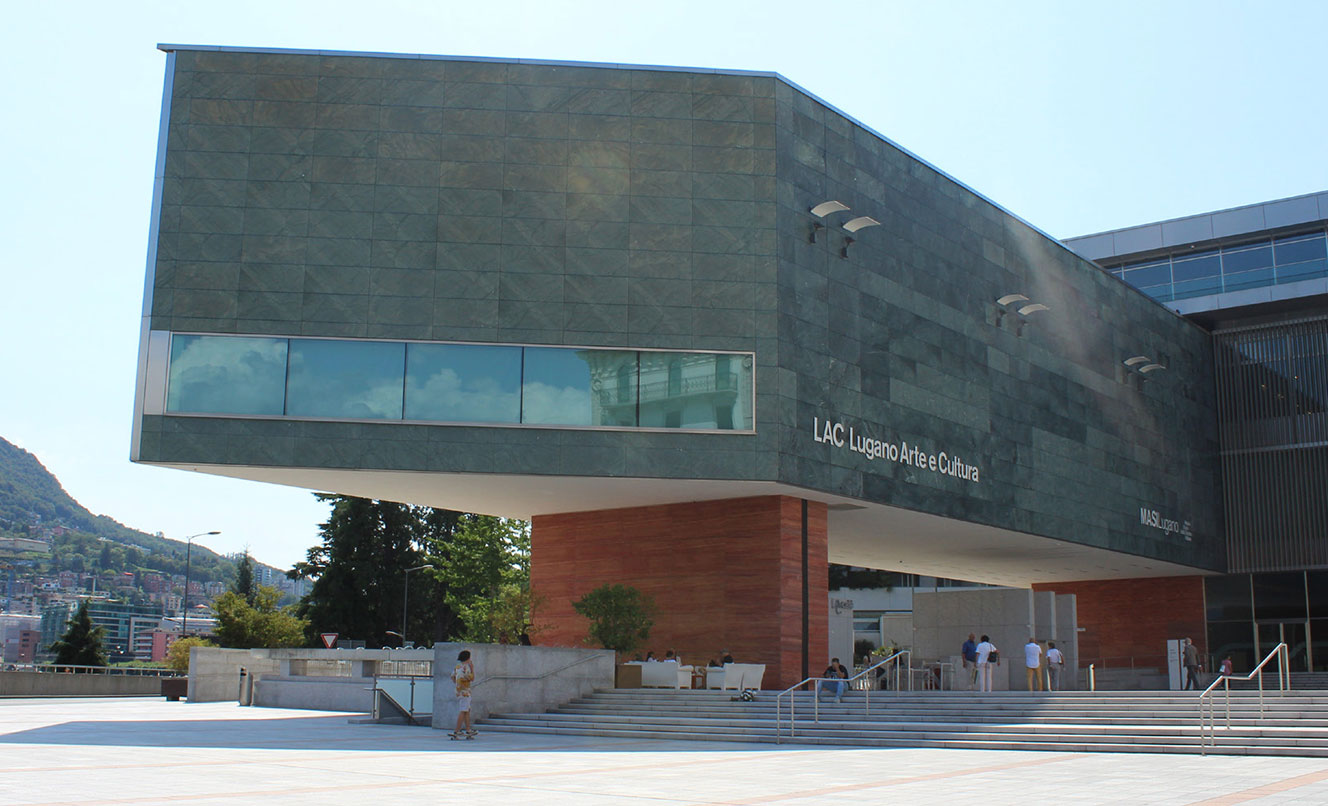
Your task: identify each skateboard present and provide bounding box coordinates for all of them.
[448,730,478,740]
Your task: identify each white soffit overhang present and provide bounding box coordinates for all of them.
[152,462,1210,589]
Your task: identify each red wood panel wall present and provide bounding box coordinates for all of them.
[530,495,828,689]
[1033,576,1206,669]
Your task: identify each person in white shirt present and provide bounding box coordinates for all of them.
[1045,642,1065,691]
[975,635,998,692]
[1024,638,1043,692]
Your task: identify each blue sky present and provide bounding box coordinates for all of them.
[2,1,1326,568]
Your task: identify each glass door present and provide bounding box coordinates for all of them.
[1255,621,1309,673]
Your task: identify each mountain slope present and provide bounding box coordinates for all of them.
[0,436,251,583]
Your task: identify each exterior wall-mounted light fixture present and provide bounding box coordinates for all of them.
[995,294,1049,335]
[809,200,849,243]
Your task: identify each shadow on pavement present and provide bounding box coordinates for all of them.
[0,713,783,754]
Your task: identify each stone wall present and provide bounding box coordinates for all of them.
[432,643,613,730]
[911,587,1078,691]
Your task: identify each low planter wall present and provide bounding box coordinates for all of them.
[0,670,168,697]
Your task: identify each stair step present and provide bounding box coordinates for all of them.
[471,688,1328,757]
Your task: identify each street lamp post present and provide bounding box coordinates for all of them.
[401,564,434,647]
[181,531,221,637]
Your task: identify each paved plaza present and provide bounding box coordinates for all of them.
[4,698,1328,805]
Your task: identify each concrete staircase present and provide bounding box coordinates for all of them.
[479,688,1328,756]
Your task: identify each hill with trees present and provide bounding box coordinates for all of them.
[0,436,275,587]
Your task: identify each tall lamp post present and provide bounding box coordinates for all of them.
[401,564,434,648]
[182,531,221,637]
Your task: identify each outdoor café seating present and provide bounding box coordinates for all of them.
[625,660,693,689]
[705,663,766,690]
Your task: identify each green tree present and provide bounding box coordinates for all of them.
[233,550,256,605]
[164,636,214,672]
[49,602,108,668]
[291,495,440,647]
[457,582,544,644]
[572,583,655,655]
[213,586,308,649]
[429,515,530,636]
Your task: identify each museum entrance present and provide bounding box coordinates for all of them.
[1256,620,1310,673]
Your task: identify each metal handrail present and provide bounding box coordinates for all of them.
[19,664,183,677]
[471,652,606,686]
[774,650,911,744]
[1199,642,1289,754]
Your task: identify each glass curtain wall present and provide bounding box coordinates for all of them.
[1105,228,1328,302]
[1205,572,1328,673]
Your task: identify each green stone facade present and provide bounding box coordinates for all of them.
[136,47,1222,572]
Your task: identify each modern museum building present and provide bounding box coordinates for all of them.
[131,45,1326,687]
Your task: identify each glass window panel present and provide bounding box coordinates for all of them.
[637,352,743,429]
[1142,285,1174,301]
[1172,254,1222,281]
[404,343,521,423]
[1273,233,1327,265]
[523,347,637,426]
[286,339,405,420]
[1122,257,1167,272]
[1307,572,1328,618]
[1222,244,1273,273]
[1252,571,1307,621]
[167,335,287,415]
[1205,575,1252,622]
[1314,620,1328,672]
[1172,277,1223,299]
[1207,620,1257,675]
[1276,258,1327,284]
[593,351,639,427]
[1223,268,1274,292]
[1257,621,1308,672]
[1123,263,1171,288]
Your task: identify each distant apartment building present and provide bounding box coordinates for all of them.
[38,599,166,663]
[1,613,42,663]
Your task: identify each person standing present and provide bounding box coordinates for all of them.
[961,633,978,690]
[1024,638,1043,692]
[450,649,476,739]
[1046,641,1065,691]
[975,635,998,692]
[1183,637,1202,690]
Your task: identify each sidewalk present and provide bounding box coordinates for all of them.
[3,697,1328,805]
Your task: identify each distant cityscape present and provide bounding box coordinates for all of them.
[0,441,310,666]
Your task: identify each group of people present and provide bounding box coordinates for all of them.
[960,633,1066,692]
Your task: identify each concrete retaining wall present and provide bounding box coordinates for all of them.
[0,671,168,697]
[188,647,279,703]
[432,643,614,730]
[187,647,433,707]
[252,675,375,712]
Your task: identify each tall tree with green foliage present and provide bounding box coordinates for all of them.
[49,601,108,668]
[572,584,655,655]
[290,495,448,647]
[232,550,256,605]
[290,496,533,647]
[213,586,307,649]
[427,515,532,642]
